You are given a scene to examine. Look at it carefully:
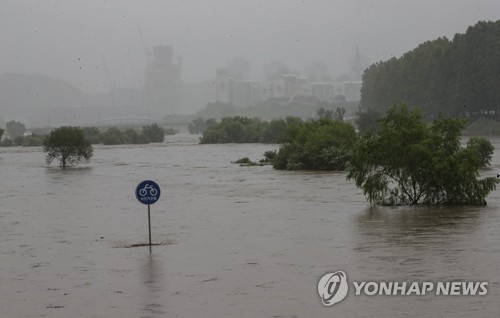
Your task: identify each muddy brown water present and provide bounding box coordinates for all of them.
[1,134,499,317]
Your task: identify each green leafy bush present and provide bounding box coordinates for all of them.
[101,127,126,145]
[200,116,302,144]
[142,124,165,143]
[271,118,357,170]
[82,127,101,144]
[347,103,498,206]
[43,126,93,168]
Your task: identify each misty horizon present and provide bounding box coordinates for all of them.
[1,0,499,94]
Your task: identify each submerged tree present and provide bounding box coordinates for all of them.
[6,120,26,139]
[142,123,165,143]
[355,108,382,132]
[188,117,217,134]
[200,116,301,144]
[43,126,93,168]
[101,127,126,145]
[347,103,498,205]
[271,118,357,170]
[81,126,101,144]
[467,137,494,168]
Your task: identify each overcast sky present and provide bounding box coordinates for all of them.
[1,0,499,92]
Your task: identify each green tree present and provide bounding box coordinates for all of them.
[82,127,101,144]
[0,139,13,147]
[6,120,26,139]
[188,117,216,134]
[347,104,498,205]
[334,107,346,121]
[355,108,382,132]
[20,134,44,147]
[13,136,25,146]
[142,123,165,143]
[43,126,93,168]
[200,116,301,144]
[360,21,500,117]
[124,129,148,144]
[272,118,357,170]
[101,127,126,145]
[0,128,3,140]
[261,119,287,143]
[467,137,494,167]
[164,127,177,135]
[317,107,334,119]
[200,117,247,143]
[316,106,345,121]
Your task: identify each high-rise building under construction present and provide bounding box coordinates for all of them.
[144,45,181,116]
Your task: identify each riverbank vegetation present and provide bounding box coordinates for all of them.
[0,120,46,147]
[268,118,357,170]
[199,116,302,144]
[0,123,174,147]
[225,103,497,206]
[347,104,497,205]
[231,157,268,167]
[89,123,171,145]
[197,106,347,144]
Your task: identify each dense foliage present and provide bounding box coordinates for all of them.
[43,126,93,168]
[0,124,174,147]
[142,123,166,143]
[467,137,494,167]
[81,127,101,144]
[347,104,497,206]
[270,118,357,170]
[16,134,44,147]
[200,116,302,144]
[0,132,45,147]
[84,125,171,145]
[101,127,127,145]
[188,117,217,134]
[355,108,382,132]
[6,120,26,139]
[360,21,500,117]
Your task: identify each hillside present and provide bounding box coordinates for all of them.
[0,73,105,112]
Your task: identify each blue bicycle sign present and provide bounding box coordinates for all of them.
[135,180,161,205]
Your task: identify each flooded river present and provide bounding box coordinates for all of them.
[1,134,499,317]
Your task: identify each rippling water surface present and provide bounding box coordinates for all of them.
[1,134,499,317]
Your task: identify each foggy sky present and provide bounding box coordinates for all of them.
[1,0,499,93]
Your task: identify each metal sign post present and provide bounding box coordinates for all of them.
[135,180,161,247]
[148,204,151,246]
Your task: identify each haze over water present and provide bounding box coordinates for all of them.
[1,134,499,317]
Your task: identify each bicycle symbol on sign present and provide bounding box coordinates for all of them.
[135,180,160,205]
[139,184,159,197]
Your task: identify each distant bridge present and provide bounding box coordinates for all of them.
[89,117,191,132]
[93,117,159,126]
